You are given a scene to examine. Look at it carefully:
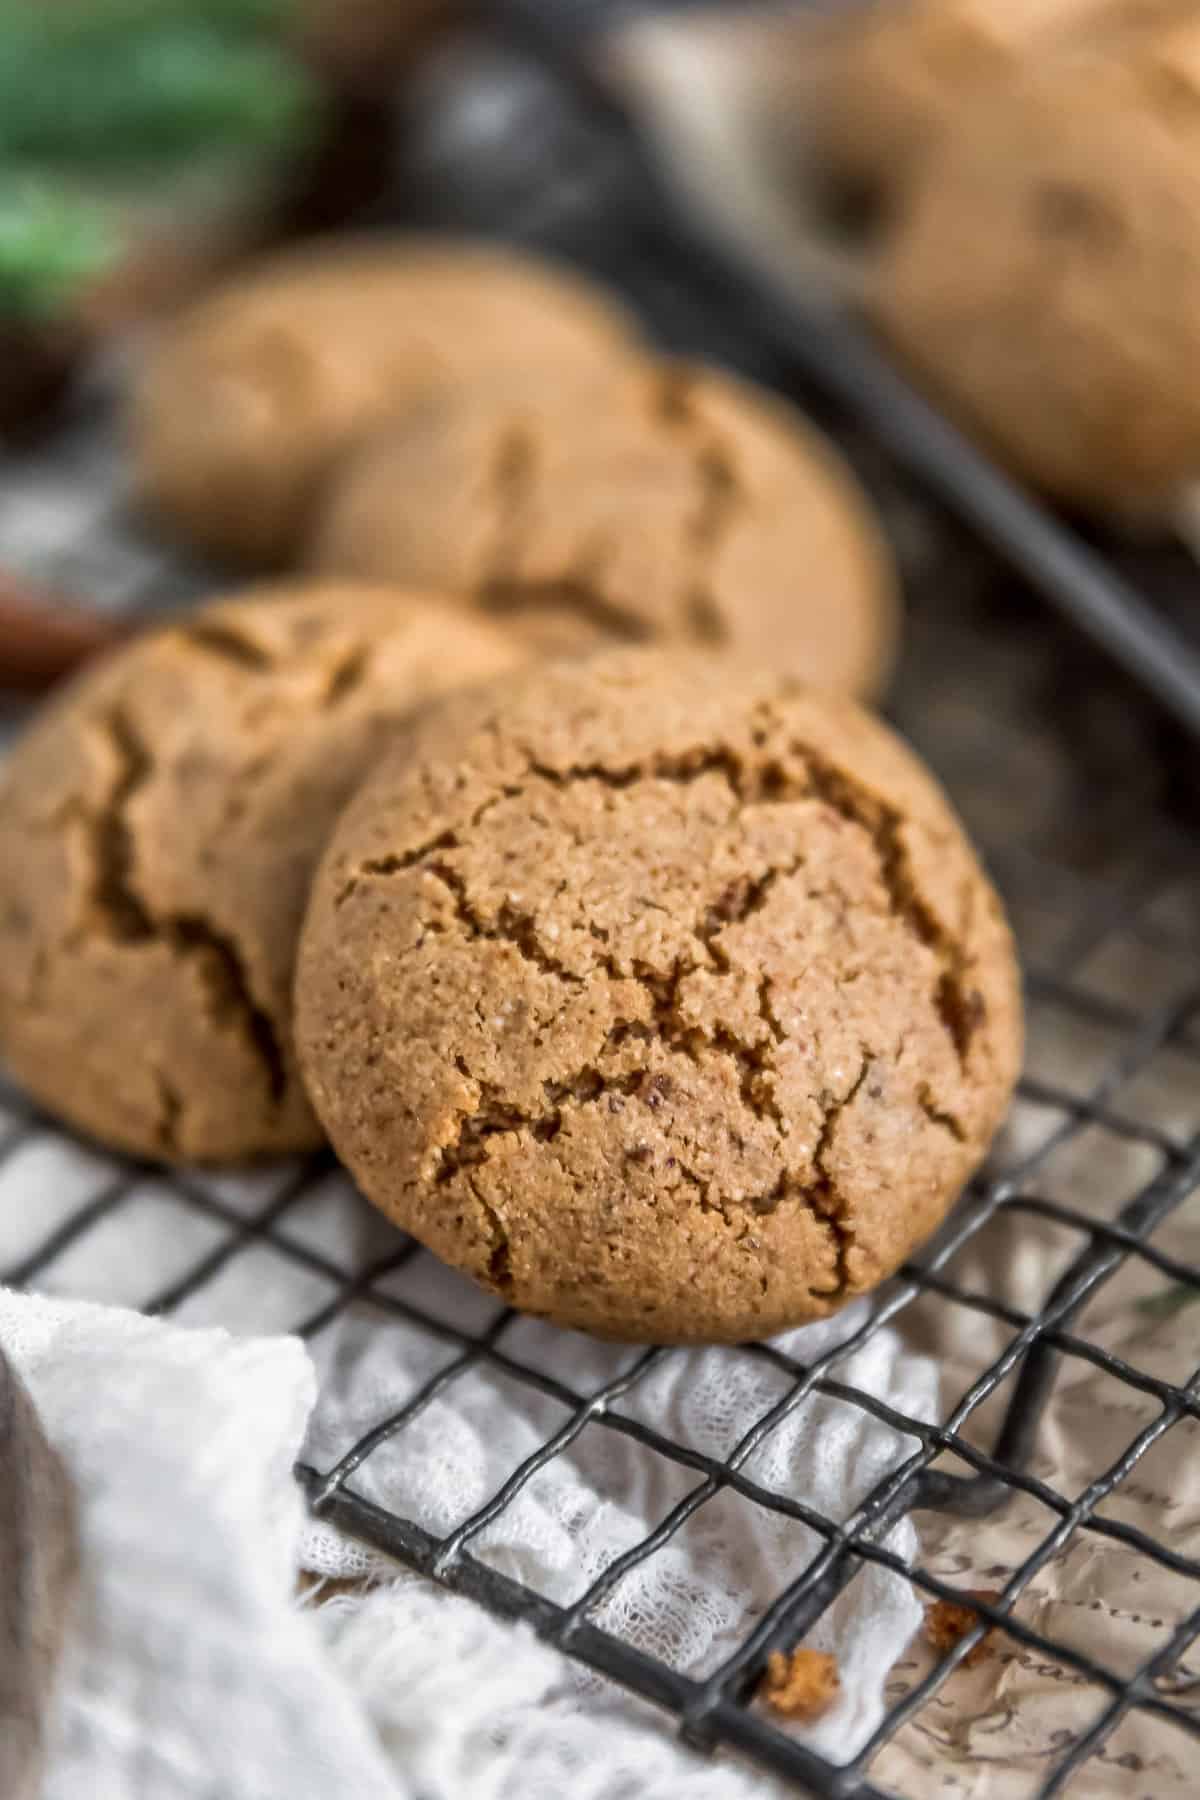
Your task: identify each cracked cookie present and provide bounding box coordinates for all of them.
[868,22,1200,517]
[131,237,641,566]
[0,582,523,1161]
[308,359,898,696]
[295,650,1021,1342]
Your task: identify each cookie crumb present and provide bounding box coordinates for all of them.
[924,1589,1004,1667]
[296,1571,373,1604]
[760,1648,840,1719]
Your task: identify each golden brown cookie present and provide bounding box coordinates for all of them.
[868,33,1200,515]
[0,583,523,1161]
[309,359,898,696]
[809,0,1194,209]
[296,651,1021,1342]
[130,238,641,566]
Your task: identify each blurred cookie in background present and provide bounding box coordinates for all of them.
[869,25,1200,521]
[804,0,1194,216]
[131,238,643,566]
[614,0,1200,527]
[311,358,899,694]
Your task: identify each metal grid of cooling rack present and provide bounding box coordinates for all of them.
[4,19,1200,1800]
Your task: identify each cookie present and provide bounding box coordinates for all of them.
[309,359,898,696]
[0,583,523,1161]
[296,651,1021,1342]
[810,0,1189,209]
[131,238,641,565]
[869,31,1200,515]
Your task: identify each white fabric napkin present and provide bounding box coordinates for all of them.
[0,1288,402,1800]
[0,1153,940,1796]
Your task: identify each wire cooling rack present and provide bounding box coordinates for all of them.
[4,17,1200,1800]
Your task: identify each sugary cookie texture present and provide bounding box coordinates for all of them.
[296,651,1021,1342]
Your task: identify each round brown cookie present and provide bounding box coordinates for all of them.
[296,651,1021,1343]
[130,238,641,566]
[309,359,898,696]
[868,28,1200,515]
[810,0,1194,210]
[0,583,523,1162]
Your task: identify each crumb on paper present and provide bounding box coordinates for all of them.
[296,1571,375,1605]
[924,1589,1005,1667]
[759,1648,840,1720]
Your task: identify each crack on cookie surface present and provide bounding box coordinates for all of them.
[810,1051,872,1294]
[425,859,585,989]
[756,974,785,1046]
[466,1175,514,1295]
[701,859,805,947]
[336,786,525,906]
[396,725,980,1177]
[916,1081,966,1142]
[1,587,528,1163]
[687,443,741,552]
[182,618,274,671]
[168,913,287,1103]
[154,1069,183,1155]
[480,575,652,644]
[606,944,791,1138]
[683,588,729,645]
[456,368,758,650]
[710,1025,788,1133]
[480,425,537,585]
[340,830,461,904]
[790,740,983,1067]
[437,1063,650,1185]
[438,1053,849,1299]
[83,706,288,1109]
[322,684,1007,1324]
[527,743,745,797]
[322,642,371,707]
[509,736,980,1077]
[649,369,746,642]
[89,706,155,940]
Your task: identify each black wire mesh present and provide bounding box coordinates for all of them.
[3,18,1200,1800]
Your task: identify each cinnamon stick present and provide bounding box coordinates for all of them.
[0,575,133,695]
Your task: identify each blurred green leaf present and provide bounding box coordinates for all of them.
[0,178,118,319]
[0,25,319,164]
[0,1,319,321]
[0,0,295,46]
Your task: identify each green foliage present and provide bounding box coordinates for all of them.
[0,0,294,50]
[0,178,118,319]
[0,7,316,164]
[0,1,320,319]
